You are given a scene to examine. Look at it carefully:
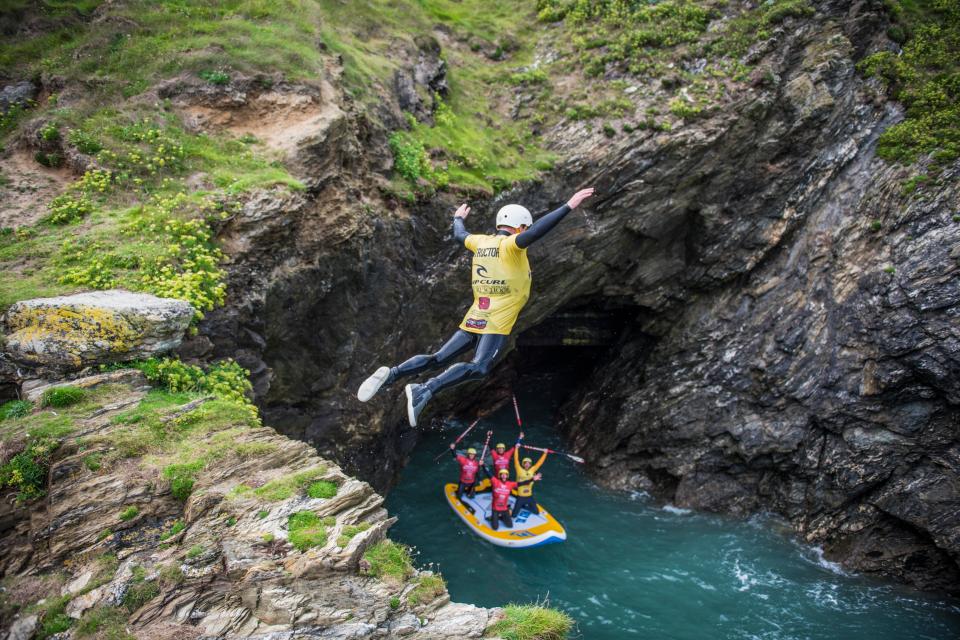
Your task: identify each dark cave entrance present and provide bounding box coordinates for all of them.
[427,300,653,455]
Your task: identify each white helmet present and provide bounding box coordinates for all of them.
[496,204,532,229]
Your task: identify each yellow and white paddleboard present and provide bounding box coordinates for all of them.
[444,481,566,548]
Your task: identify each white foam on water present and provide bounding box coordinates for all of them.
[662,504,692,515]
[692,576,718,591]
[806,545,849,576]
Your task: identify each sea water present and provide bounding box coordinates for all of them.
[385,386,960,640]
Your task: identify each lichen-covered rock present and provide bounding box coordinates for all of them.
[0,81,36,113]
[3,290,194,369]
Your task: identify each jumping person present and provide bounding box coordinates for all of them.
[356,188,596,426]
[450,443,481,504]
[512,447,548,518]
[490,432,523,474]
[485,466,541,531]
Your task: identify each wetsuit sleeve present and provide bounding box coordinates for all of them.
[513,446,520,473]
[531,451,548,473]
[515,204,572,249]
[454,218,471,247]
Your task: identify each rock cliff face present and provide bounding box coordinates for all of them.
[189,1,959,593]
[0,373,498,639]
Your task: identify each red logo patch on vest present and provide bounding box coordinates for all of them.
[478,296,490,309]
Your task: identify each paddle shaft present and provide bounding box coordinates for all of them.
[434,418,481,461]
[512,393,522,427]
[479,430,494,469]
[521,444,585,464]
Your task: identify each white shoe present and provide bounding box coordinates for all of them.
[357,366,391,402]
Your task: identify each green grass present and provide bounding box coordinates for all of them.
[40,386,87,408]
[118,505,139,521]
[486,604,574,640]
[407,573,446,606]
[287,511,329,551]
[336,521,372,547]
[858,1,960,169]
[0,400,32,420]
[306,479,338,499]
[74,605,132,640]
[361,540,415,583]
[185,544,204,559]
[33,594,74,640]
[251,466,327,501]
[159,519,186,541]
[121,567,159,613]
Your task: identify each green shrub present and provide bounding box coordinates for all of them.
[0,449,49,500]
[121,576,159,613]
[858,2,960,168]
[0,399,31,420]
[668,98,704,120]
[118,506,139,521]
[361,540,414,582]
[131,358,253,406]
[163,460,204,501]
[68,129,103,154]
[870,220,883,232]
[389,596,400,610]
[389,132,433,183]
[306,480,337,499]
[287,511,328,551]
[226,516,236,526]
[487,604,574,640]
[407,574,446,606]
[39,122,61,142]
[159,520,185,541]
[199,69,230,85]
[185,544,203,559]
[83,453,102,471]
[97,528,113,542]
[74,605,130,639]
[34,150,64,168]
[256,509,269,519]
[41,386,87,408]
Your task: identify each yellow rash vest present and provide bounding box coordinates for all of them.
[514,447,547,497]
[459,233,531,335]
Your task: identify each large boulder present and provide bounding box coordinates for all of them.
[2,290,194,369]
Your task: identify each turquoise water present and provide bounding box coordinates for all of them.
[385,386,960,640]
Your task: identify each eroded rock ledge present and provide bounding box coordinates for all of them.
[0,372,499,639]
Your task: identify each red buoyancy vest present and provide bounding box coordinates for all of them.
[491,447,514,472]
[491,477,518,511]
[457,455,480,484]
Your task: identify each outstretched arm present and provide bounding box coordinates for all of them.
[452,203,471,246]
[515,188,594,249]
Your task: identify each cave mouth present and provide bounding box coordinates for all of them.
[418,300,650,465]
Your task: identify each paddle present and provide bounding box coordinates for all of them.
[521,444,585,464]
[479,430,494,469]
[512,393,522,427]
[433,417,481,461]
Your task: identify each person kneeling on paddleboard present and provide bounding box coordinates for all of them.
[491,432,523,474]
[356,188,596,426]
[486,466,540,531]
[512,448,548,518]
[450,444,481,503]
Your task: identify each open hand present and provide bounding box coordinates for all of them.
[567,187,595,209]
[454,203,470,219]
[519,431,524,439]
[450,443,455,450]
[533,473,543,481]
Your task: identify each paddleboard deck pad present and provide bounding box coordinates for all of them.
[444,482,566,548]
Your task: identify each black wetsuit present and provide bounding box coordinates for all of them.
[387,204,573,394]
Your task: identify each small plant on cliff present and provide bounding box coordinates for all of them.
[407,574,446,606]
[361,540,415,583]
[185,544,204,559]
[389,132,434,184]
[0,399,31,420]
[121,568,159,613]
[858,1,960,170]
[40,385,87,408]
[163,460,204,501]
[199,69,230,85]
[487,603,574,640]
[131,358,253,407]
[306,479,338,499]
[337,522,371,547]
[74,605,131,639]
[118,506,139,521]
[0,432,59,501]
[159,520,186,541]
[287,511,329,551]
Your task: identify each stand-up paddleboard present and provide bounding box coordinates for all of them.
[444,481,566,548]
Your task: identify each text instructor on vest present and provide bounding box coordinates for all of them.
[357,187,596,426]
